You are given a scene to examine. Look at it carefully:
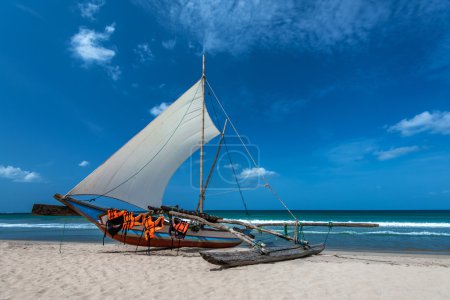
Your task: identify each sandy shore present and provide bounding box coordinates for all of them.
[1,241,449,299]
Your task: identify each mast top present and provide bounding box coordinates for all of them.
[202,53,205,78]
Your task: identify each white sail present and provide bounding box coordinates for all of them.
[68,79,220,209]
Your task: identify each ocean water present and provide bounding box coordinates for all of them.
[0,211,449,254]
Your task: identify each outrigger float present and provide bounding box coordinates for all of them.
[54,55,378,267]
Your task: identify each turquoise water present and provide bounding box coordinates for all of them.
[1,211,449,253]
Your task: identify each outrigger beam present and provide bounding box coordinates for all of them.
[167,211,269,254]
[217,219,302,243]
[150,205,220,222]
[249,221,379,228]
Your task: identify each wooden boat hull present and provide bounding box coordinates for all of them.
[55,195,242,249]
[199,244,325,267]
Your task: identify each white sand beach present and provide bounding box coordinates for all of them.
[1,240,449,299]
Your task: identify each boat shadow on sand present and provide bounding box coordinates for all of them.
[99,245,326,270]
[99,247,229,270]
[100,246,206,257]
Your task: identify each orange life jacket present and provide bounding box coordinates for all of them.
[104,209,127,245]
[107,209,124,220]
[143,215,164,240]
[174,221,189,235]
[122,211,141,231]
[169,218,190,240]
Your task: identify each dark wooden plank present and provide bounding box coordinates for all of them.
[32,204,79,216]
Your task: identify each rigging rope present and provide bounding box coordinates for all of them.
[59,219,66,253]
[206,79,297,221]
[323,222,333,246]
[224,138,250,216]
[206,87,250,216]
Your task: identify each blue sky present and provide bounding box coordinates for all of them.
[1,0,450,212]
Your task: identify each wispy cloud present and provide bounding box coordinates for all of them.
[268,85,336,118]
[70,23,120,80]
[327,140,423,164]
[133,1,448,55]
[78,0,105,21]
[375,146,421,161]
[428,190,450,197]
[327,140,377,164]
[149,102,170,116]
[82,120,104,136]
[78,160,90,167]
[134,43,154,62]
[269,99,307,116]
[224,163,240,170]
[238,167,276,180]
[106,65,121,81]
[0,165,41,183]
[388,111,450,136]
[16,3,43,20]
[162,39,177,50]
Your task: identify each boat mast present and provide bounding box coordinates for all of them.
[199,53,206,212]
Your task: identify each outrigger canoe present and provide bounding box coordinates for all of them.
[55,194,242,248]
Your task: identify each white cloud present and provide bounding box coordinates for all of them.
[134,43,154,62]
[0,165,41,183]
[78,0,105,20]
[162,39,177,50]
[70,23,120,80]
[388,111,450,136]
[238,167,276,180]
[78,160,90,167]
[150,102,170,116]
[374,146,421,161]
[70,24,115,63]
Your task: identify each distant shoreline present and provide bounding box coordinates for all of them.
[2,209,450,214]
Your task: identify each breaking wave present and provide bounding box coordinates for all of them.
[303,230,450,237]
[0,223,97,229]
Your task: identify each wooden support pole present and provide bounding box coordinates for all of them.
[217,219,298,243]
